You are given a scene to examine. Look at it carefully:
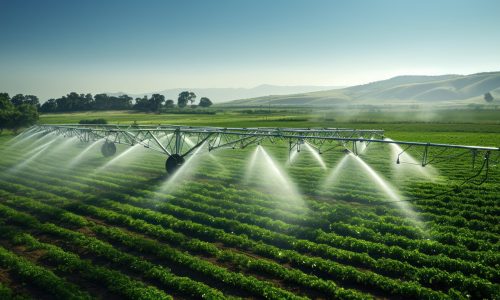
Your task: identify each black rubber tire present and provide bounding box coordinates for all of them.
[101,142,116,157]
[165,154,185,174]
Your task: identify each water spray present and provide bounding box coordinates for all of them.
[68,139,105,168]
[386,138,436,181]
[349,153,422,223]
[304,142,327,170]
[7,138,59,173]
[160,141,207,193]
[97,144,143,172]
[245,146,304,206]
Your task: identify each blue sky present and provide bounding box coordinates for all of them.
[1,0,499,99]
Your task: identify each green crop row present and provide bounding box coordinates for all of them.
[0,282,30,300]
[1,137,498,298]
[0,192,321,300]
[97,195,496,299]
[327,221,498,266]
[0,166,496,288]
[0,244,91,300]
[0,205,174,300]
[0,197,233,299]
[66,199,453,299]
[3,157,494,269]
[0,157,494,278]
[0,186,374,299]
[125,188,498,282]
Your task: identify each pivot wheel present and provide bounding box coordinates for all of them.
[165,154,185,174]
[101,142,116,157]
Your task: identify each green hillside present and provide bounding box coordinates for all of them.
[225,72,500,106]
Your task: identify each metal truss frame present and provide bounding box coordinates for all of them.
[31,124,499,173]
[33,124,386,157]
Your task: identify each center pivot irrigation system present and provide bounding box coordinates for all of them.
[31,124,499,178]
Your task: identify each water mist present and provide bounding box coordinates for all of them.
[245,146,305,208]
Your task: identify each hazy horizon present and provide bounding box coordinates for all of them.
[1,0,499,100]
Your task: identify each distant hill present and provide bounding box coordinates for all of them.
[224,72,500,106]
[105,84,342,103]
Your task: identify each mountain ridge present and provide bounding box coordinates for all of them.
[224,71,500,106]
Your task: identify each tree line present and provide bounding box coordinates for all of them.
[38,91,212,113]
[0,90,213,133]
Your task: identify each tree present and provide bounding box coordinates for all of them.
[55,92,85,111]
[0,93,15,134]
[25,95,40,108]
[484,92,494,103]
[0,93,12,109]
[178,91,196,108]
[94,93,109,110]
[40,99,57,113]
[189,95,196,107]
[199,97,213,107]
[11,94,26,106]
[117,95,132,109]
[165,99,175,108]
[149,94,165,112]
[133,96,149,111]
[10,94,40,108]
[0,107,14,134]
[0,93,38,134]
[82,93,94,110]
[11,104,38,132]
[95,93,131,110]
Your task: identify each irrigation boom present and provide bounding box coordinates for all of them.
[29,124,499,174]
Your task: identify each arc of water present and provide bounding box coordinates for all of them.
[244,146,261,182]
[7,138,59,173]
[7,127,36,143]
[350,154,400,202]
[248,146,303,204]
[304,143,327,170]
[184,135,226,171]
[20,137,60,157]
[160,141,207,193]
[349,153,422,223]
[27,132,58,148]
[356,140,367,154]
[49,136,79,155]
[322,154,351,189]
[96,144,143,172]
[285,149,299,166]
[385,138,435,180]
[6,131,45,148]
[68,139,104,168]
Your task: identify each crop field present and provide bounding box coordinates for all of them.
[0,111,499,299]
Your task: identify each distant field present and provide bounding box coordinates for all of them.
[0,109,499,299]
[39,108,500,125]
[37,108,500,146]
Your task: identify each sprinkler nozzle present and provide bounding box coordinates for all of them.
[396,157,400,164]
